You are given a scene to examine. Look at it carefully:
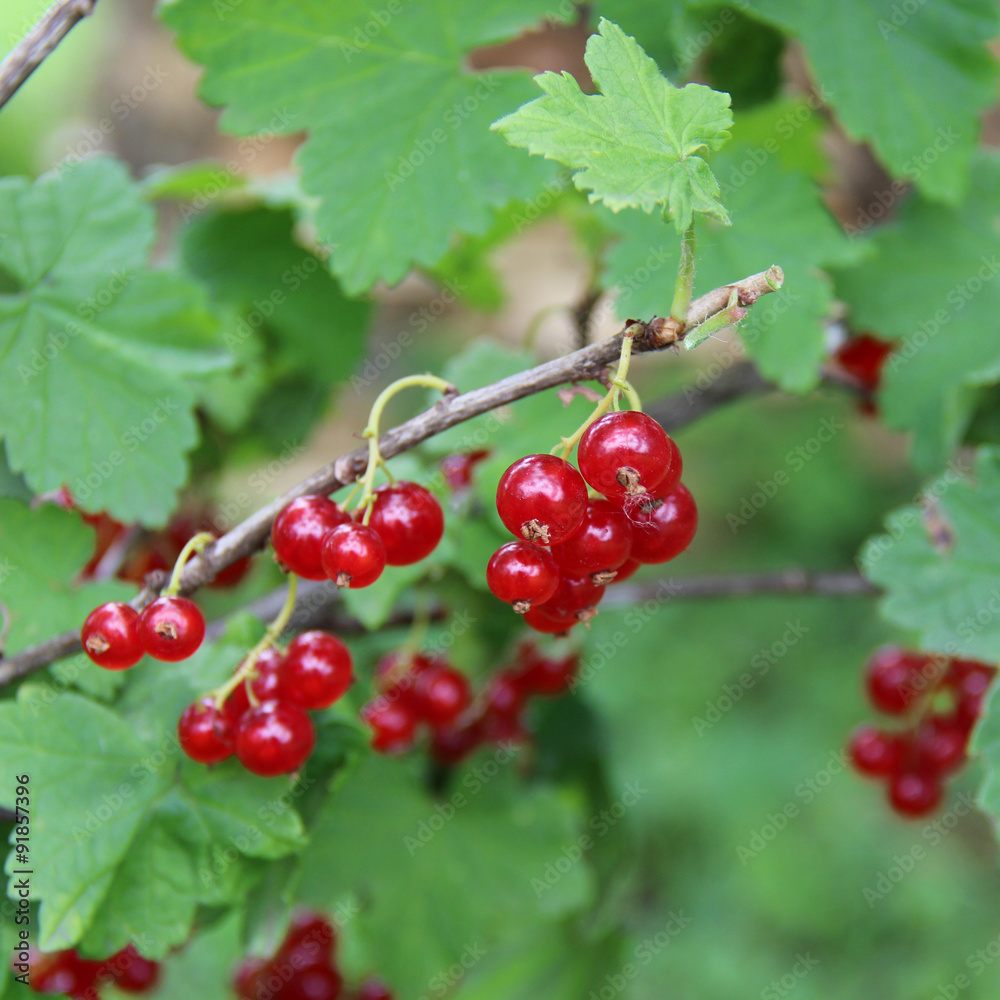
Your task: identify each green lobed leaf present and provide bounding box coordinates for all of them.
[493,18,733,231]
[0,157,232,525]
[295,755,593,997]
[859,447,1000,662]
[0,499,134,657]
[834,152,1000,472]
[743,0,1000,203]
[603,99,860,390]
[161,0,569,293]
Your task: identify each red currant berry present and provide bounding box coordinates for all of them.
[413,664,471,727]
[137,596,206,661]
[320,523,386,588]
[948,658,996,724]
[848,724,903,777]
[222,647,286,727]
[833,334,894,393]
[283,965,344,1000]
[361,697,418,753]
[627,483,697,563]
[232,957,270,1000]
[611,557,640,584]
[178,697,234,764]
[913,715,968,774]
[537,574,605,623]
[865,647,928,715]
[430,720,483,766]
[373,651,433,705]
[888,769,943,818]
[280,631,353,710]
[272,496,350,580]
[367,481,445,565]
[522,605,578,634]
[29,951,100,996]
[496,454,587,545]
[518,652,579,696]
[487,541,560,612]
[441,450,489,491]
[277,911,335,969]
[107,947,161,993]
[551,498,633,582]
[235,702,315,776]
[81,602,143,670]
[356,977,395,1000]
[578,411,681,500]
[210,553,252,589]
[484,669,526,721]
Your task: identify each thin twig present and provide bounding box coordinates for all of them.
[0,0,98,111]
[0,270,783,684]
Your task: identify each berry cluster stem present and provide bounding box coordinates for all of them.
[211,573,299,710]
[354,374,455,525]
[553,323,643,460]
[163,532,216,597]
[669,222,696,326]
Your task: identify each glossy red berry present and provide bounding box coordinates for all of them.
[522,605,578,634]
[486,541,560,612]
[221,647,285,728]
[627,483,698,564]
[137,596,205,661]
[272,496,350,580]
[232,957,270,1000]
[235,702,316,776]
[484,669,526,721]
[833,334,894,393]
[178,697,234,764]
[367,481,445,565]
[356,977,395,1000]
[551,498,633,581]
[372,651,433,705]
[611,557,640,584]
[321,523,386,588]
[848,725,903,777]
[537,574,605,623]
[362,697,418,753]
[578,411,681,500]
[496,454,587,545]
[107,946,161,993]
[81,602,143,670]
[948,658,996,724]
[413,664,471,727]
[865,647,928,715]
[518,652,579,696]
[888,770,943,817]
[277,911,335,969]
[280,631,353,710]
[283,965,343,1000]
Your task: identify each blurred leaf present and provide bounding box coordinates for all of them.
[141,161,245,201]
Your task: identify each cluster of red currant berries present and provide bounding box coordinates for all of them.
[20,945,159,998]
[233,910,392,1000]
[270,482,444,590]
[848,647,996,817]
[81,593,206,671]
[361,642,578,764]
[487,411,696,633]
[178,630,353,777]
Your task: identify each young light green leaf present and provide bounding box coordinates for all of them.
[492,18,732,231]
[0,158,232,525]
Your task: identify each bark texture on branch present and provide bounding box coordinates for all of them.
[0,270,784,684]
[0,0,98,111]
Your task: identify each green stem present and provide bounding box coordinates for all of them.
[669,223,696,325]
[553,323,642,460]
[163,531,215,597]
[212,574,298,711]
[683,288,745,351]
[353,374,454,524]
